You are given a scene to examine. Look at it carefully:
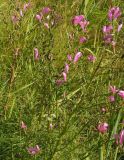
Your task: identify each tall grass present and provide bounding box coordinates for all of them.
[0,0,124,159]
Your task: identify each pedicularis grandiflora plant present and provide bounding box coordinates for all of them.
[0,0,124,160]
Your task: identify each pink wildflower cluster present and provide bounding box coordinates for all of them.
[103,7,122,45]
[56,52,82,86]
[12,2,31,24]
[108,7,121,21]
[72,15,89,32]
[108,85,124,102]
[35,7,51,29]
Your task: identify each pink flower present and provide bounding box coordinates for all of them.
[97,122,108,134]
[108,7,121,21]
[42,7,51,15]
[103,25,113,34]
[114,130,124,145]
[79,20,89,32]
[65,63,69,73]
[79,37,87,43]
[118,90,124,99]
[44,23,49,29]
[67,54,72,61]
[62,72,67,82]
[20,10,23,17]
[72,15,84,25]
[27,145,40,155]
[118,23,123,32]
[108,95,115,102]
[88,54,96,62]
[34,48,40,60]
[103,34,113,44]
[21,121,27,129]
[11,15,19,24]
[109,85,118,94]
[23,3,31,11]
[36,14,42,22]
[74,52,82,63]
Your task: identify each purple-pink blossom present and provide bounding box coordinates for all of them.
[88,54,96,62]
[108,7,121,21]
[103,34,113,44]
[65,63,69,73]
[72,15,84,25]
[109,85,118,94]
[108,95,115,102]
[74,52,82,63]
[97,122,108,134]
[67,54,72,61]
[36,14,42,22]
[114,130,124,145]
[27,145,40,155]
[103,25,113,34]
[23,3,31,11]
[11,15,19,24]
[44,23,49,29]
[62,72,67,82]
[79,37,87,44]
[42,7,51,15]
[21,121,27,129]
[34,48,40,60]
[79,20,89,32]
[118,90,124,99]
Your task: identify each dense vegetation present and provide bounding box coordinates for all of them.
[0,0,124,159]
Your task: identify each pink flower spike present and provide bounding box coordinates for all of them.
[108,7,121,21]
[65,63,69,73]
[34,48,40,60]
[109,85,118,94]
[36,14,42,22]
[79,37,87,44]
[88,54,96,62]
[74,52,82,63]
[27,145,40,155]
[118,90,124,99]
[97,122,108,134]
[119,130,124,145]
[118,24,123,32]
[62,72,67,82]
[67,54,72,61]
[108,95,115,102]
[21,121,27,129]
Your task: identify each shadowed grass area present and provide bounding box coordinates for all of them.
[0,0,124,160]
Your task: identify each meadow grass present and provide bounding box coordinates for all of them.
[0,0,124,159]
